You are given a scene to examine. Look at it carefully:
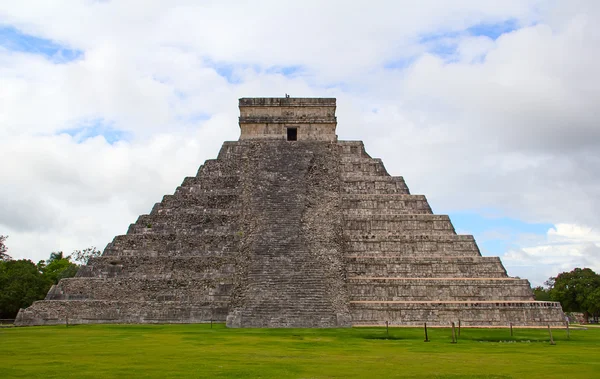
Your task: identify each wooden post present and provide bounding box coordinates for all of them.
[424,323,430,342]
[566,321,570,339]
[548,325,556,345]
[451,322,457,344]
[458,320,461,336]
[386,321,389,336]
[510,322,513,337]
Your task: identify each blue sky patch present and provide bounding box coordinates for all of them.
[177,112,211,124]
[415,31,461,63]
[448,210,552,256]
[59,118,129,144]
[204,59,259,84]
[467,19,519,40]
[205,59,306,84]
[384,56,417,70]
[265,65,304,77]
[0,25,83,63]
[403,19,522,65]
[212,62,243,84]
[428,41,459,60]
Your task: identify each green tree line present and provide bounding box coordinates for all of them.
[533,267,600,323]
[0,235,100,319]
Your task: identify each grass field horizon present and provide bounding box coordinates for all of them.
[2,324,599,378]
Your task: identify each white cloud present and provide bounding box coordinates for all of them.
[504,223,600,285]
[0,0,598,280]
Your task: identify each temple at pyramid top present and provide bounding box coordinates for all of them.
[239,97,337,141]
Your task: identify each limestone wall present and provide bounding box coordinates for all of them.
[47,277,232,302]
[346,256,507,278]
[349,278,534,301]
[350,301,565,327]
[16,300,226,325]
[78,256,234,279]
[238,97,337,141]
[342,194,432,215]
[345,235,481,256]
[239,122,336,141]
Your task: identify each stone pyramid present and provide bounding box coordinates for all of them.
[16,97,565,327]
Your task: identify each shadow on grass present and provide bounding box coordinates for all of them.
[362,334,405,340]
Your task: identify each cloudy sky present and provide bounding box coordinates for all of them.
[1,0,599,285]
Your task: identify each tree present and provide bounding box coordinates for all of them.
[39,251,79,284]
[587,288,600,319]
[0,235,10,261]
[72,246,102,265]
[0,250,82,319]
[549,268,600,323]
[532,285,551,301]
[0,259,51,318]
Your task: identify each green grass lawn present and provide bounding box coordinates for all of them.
[1,324,599,378]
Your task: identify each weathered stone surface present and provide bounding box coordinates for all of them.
[350,301,564,327]
[346,256,507,278]
[226,141,349,327]
[239,97,337,141]
[15,97,565,327]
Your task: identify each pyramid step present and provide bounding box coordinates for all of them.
[216,140,250,159]
[197,159,236,176]
[342,194,432,214]
[15,300,229,326]
[345,213,453,221]
[349,300,565,327]
[180,174,240,190]
[126,223,236,236]
[343,229,476,243]
[47,277,234,302]
[136,212,237,226]
[342,194,427,201]
[340,156,382,163]
[150,206,238,217]
[345,232,480,256]
[340,160,387,176]
[159,192,239,209]
[344,214,456,234]
[346,256,507,278]
[342,175,407,182]
[106,232,241,256]
[343,208,433,216]
[337,141,369,157]
[78,255,235,279]
[103,248,236,258]
[342,175,409,194]
[349,277,533,301]
[174,187,238,197]
[345,255,495,262]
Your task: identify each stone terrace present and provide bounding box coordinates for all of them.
[15,98,565,327]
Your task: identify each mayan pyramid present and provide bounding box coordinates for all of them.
[16,97,565,327]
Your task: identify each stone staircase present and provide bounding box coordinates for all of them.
[227,141,348,327]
